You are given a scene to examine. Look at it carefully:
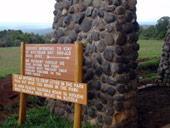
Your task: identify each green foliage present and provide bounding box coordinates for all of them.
[6,106,14,113]
[155,16,170,39]
[138,59,160,82]
[0,30,50,47]
[139,26,156,40]
[138,16,170,40]
[0,107,98,128]
[141,71,157,81]
[138,59,160,70]
[27,96,45,107]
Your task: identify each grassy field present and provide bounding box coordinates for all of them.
[137,40,162,81]
[0,40,163,78]
[0,47,20,78]
[138,40,163,59]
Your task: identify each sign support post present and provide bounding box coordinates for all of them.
[74,42,83,128]
[19,42,27,125]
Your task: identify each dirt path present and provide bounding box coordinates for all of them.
[0,75,19,121]
[137,86,170,128]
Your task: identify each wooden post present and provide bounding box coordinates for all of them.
[18,42,27,125]
[74,42,83,128]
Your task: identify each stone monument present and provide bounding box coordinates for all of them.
[47,0,139,127]
[157,24,170,86]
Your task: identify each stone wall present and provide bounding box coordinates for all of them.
[47,0,139,127]
[157,24,170,86]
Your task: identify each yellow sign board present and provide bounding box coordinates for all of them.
[13,74,87,105]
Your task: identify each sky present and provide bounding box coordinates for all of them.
[136,0,170,24]
[0,0,170,25]
[0,0,54,24]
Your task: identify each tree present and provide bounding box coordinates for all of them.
[155,16,170,39]
[138,16,170,40]
[139,25,156,40]
[0,30,49,47]
[137,26,144,36]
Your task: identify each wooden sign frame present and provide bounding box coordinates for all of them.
[17,42,85,128]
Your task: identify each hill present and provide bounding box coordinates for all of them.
[22,28,52,35]
[0,22,52,35]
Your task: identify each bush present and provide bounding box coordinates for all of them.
[0,30,50,47]
[0,107,98,128]
[138,59,160,70]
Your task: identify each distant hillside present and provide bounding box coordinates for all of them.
[0,22,52,35]
[140,25,151,29]
[22,28,52,35]
[138,21,157,25]
[138,21,156,29]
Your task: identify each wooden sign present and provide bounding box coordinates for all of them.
[24,44,75,81]
[13,74,87,105]
[14,42,85,128]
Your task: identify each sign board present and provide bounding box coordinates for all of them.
[13,42,85,127]
[24,44,75,81]
[13,74,87,105]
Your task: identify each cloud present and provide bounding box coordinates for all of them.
[0,0,54,23]
[0,0,169,23]
[137,0,170,22]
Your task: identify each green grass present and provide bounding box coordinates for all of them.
[137,40,162,82]
[142,71,157,81]
[0,107,98,128]
[138,58,160,69]
[138,58,160,82]
[138,40,163,59]
[0,47,20,78]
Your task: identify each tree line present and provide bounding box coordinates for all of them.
[138,16,170,40]
[0,30,52,47]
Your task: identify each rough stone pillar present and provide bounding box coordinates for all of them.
[47,0,139,127]
[157,24,170,86]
